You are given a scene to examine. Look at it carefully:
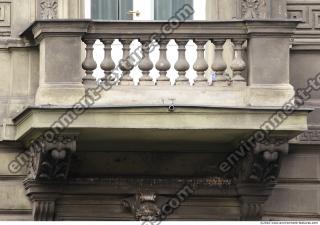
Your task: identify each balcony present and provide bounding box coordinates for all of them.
[13,19,311,220]
[15,19,309,142]
[22,20,300,106]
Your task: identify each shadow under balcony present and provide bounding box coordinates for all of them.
[11,19,312,221]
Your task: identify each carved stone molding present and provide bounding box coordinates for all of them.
[287,0,320,32]
[237,137,289,184]
[237,0,287,19]
[27,135,77,180]
[33,199,56,221]
[23,179,62,221]
[237,184,273,220]
[121,192,161,221]
[291,129,320,144]
[287,0,320,49]
[241,0,268,19]
[0,1,11,36]
[235,137,289,220]
[240,201,263,220]
[39,0,58,19]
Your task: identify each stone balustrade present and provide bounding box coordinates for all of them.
[21,20,299,106]
[82,37,247,87]
[81,22,248,88]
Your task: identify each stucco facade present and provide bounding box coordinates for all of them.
[0,0,319,221]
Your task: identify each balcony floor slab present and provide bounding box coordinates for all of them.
[12,106,310,144]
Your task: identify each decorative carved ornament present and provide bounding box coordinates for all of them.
[33,200,56,221]
[121,192,161,221]
[236,137,289,220]
[0,1,11,36]
[27,135,76,180]
[40,0,58,19]
[241,0,268,19]
[237,137,288,184]
[240,201,263,220]
[291,129,320,144]
[287,1,320,33]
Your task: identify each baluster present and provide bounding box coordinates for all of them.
[211,39,227,84]
[193,39,209,85]
[138,39,154,85]
[230,39,246,85]
[155,39,171,85]
[82,38,97,89]
[100,39,116,84]
[119,39,134,85]
[174,39,190,85]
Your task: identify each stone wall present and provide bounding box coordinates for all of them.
[205,2,320,219]
[263,0,320,220]
[0,0,83,220]
[0,0,37,220]
[0,0,319,221]
[0,143,31,220]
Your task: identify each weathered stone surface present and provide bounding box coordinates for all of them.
[27,134,77,180]
[13,107,309,142]
[279,152,320,180]
[0,0,319,221]
[0,51,11,97]
[0,213,32,221]
[0,180,31,210]
[265,186,320,217]
[0,152,27,176]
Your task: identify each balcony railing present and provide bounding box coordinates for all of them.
[81,22,248,88]
[21,20,299,107]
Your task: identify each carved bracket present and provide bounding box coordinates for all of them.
[121,192,161,221]
[237,137,289,184]
[27,135,77,180]
[236,137,289,220]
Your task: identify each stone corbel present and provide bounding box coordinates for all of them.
[27,134,77,181]
[121,192,161,221]
[236,137,289,220]
[238,137,289,184]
